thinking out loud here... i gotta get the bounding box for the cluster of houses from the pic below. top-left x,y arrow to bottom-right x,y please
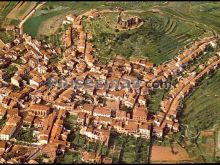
0,9 -> 219,164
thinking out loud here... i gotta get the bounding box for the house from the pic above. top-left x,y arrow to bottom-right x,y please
66,14 -> 76,22
132,105 -> 148,122
172,122 -> 179,132
80,126 -> 99,140
105,99 -> 120,112
28,104 -> 51,117
6,108 -> 19,118
37,64 -> 47,74
93,107 -> 112,118
11,75 -> 21,87
0,116 -> 22,140
93,116 -> 113,126
23,114 -> 35,127
112,120 -> 125,134
115,110 -> 128,121
38,112 -> 56,144
81,151 -> 101,163
99,129 -> 110,145
0,107 -> 6,119
29,76 -> 44,87
107,90 -> 125,100
79,103 -> 94,115
77,112 -> 86,125
102,157 -> 113,164
124,94 -> 136,108
0,141 -> 6,155
124,120 -> 139,135
153,126 -> 163,137
139,122 -> 151,138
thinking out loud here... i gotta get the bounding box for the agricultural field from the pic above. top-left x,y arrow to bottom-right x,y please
180,70 -> 220,134
83,9 -> 209,65
1,1 -> 220,164
0,1 -> 17,27
21,1 -> 218,65
0,1 -> 38,27
151,144 -> 191,163
23,1 -> 163,43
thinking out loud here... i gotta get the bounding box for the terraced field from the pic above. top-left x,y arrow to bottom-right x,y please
180,70 -> 220,134
83,10 -> 208,65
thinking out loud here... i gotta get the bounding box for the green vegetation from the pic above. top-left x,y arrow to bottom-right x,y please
14,58 -> 23,65
0,30 -> 14,43
149,89 -> 167,114
0,118 -> 6,129
9,19 -> 20,26
107,132 -> 150,164
24,10 -> 64,37
70,131 -> 87,150
181,70 -> 220,134
84,10 -> 207,65
63,114 -> 78,130
16,128 -> 36,143
55,151 -> 82,164
0,1 -> 17,26
4,65 -> 18,82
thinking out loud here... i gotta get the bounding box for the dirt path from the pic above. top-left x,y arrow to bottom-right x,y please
18,2 -> 46,36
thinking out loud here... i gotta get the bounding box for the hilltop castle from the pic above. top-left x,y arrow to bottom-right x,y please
117,12 -> 143,29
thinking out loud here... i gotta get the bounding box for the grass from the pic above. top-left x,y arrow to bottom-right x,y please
180,70 -> 220,134
107,132 -> 150,164
83,10 -> 207,65
22,1 -> 162,39
4,64 -> 18,82
149,89 -> 167,114
0,30 -> 14,43
23,10 -> 65,37
16,127 -> 36,143
0,1 -> 17,26
55,151 -> 82,164
63,114 -> 77,130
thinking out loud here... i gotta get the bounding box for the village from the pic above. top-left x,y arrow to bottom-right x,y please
0,8 -> 219,164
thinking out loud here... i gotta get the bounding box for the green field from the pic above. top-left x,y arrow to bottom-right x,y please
149,89 -> 167,114
23,10 -> 65,37
22,1 -> 163,38
83,9 -> 208,65
0,1 -> 17,26
180,70 -> 220,134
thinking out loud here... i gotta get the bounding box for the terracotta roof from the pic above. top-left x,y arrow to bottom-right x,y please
29,104 -> 51,111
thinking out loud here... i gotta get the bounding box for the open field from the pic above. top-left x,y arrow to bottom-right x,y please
151,144 -> 191,163
22,1 -> 217,65
0,1 -> 38,27
24,10 -> 65,37
6,1 -> 37,21
181,70 -> 220,134
23,1 -> 163,38
0,1 -> 17,27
